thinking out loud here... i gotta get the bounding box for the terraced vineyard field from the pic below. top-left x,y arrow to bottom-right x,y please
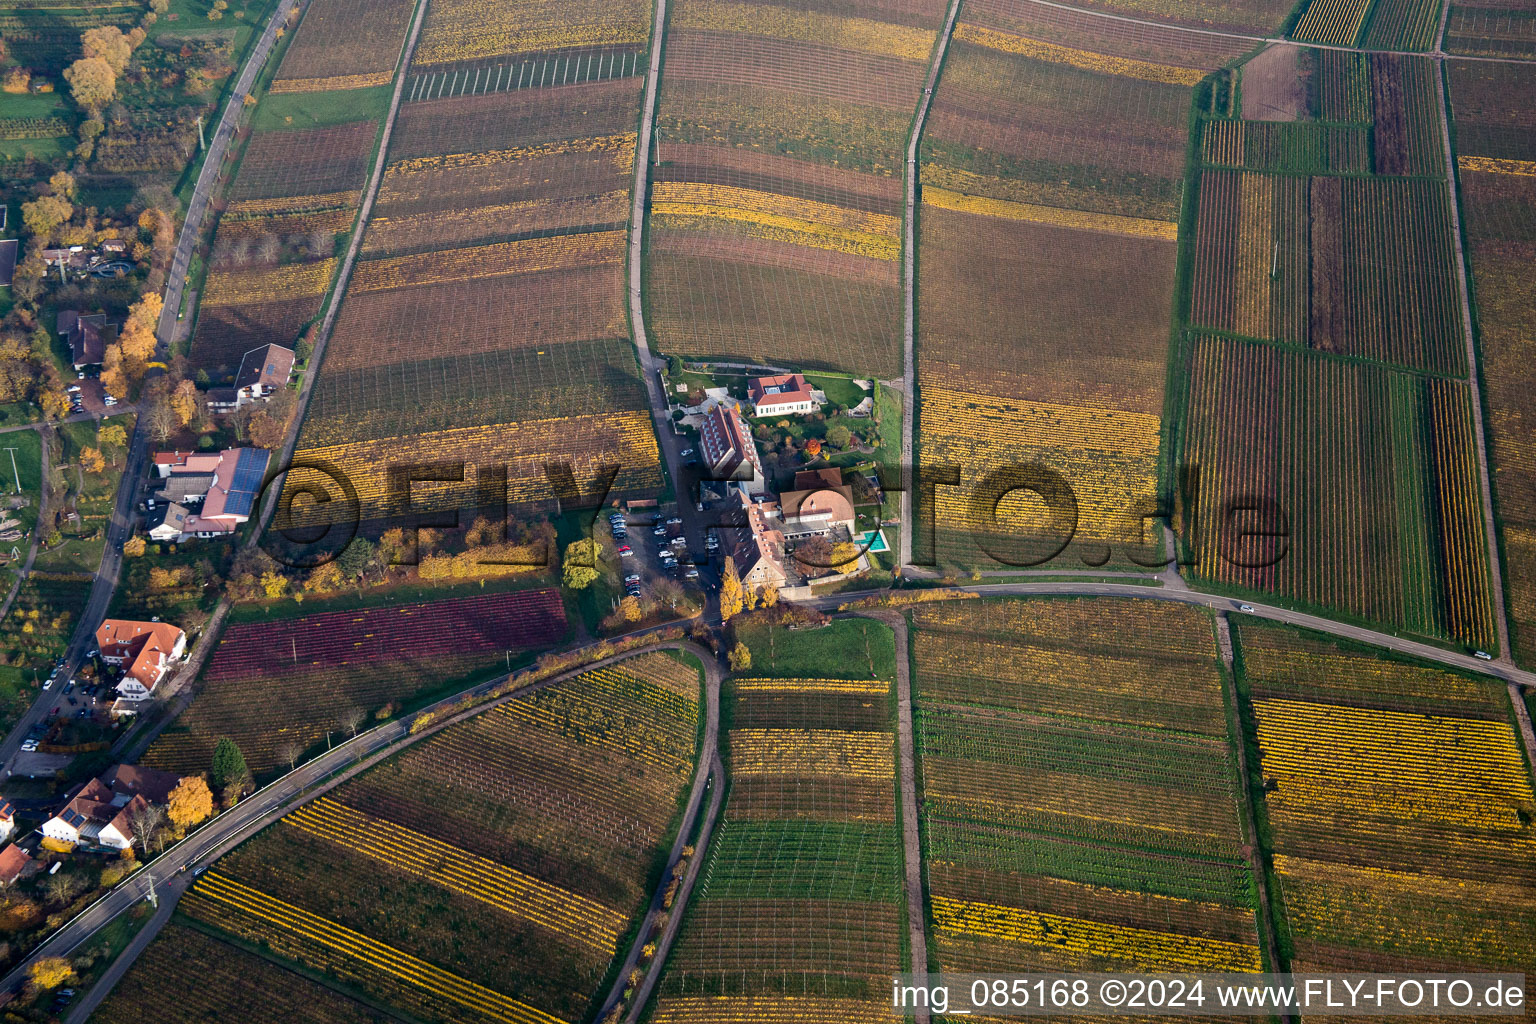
1449,61 -> 1536,665
287,0 -> 661,529
1234,622 -> 1536,984
1174,48 -> 1497,650
162,651 -> 703,1024
142,587 -> 569,776
643,0 -> 950,376
1446,2 -> 1536,56
650,624 -> 903,1023
91,921 -> 390,1024
190,0 -> 415,380
910,598 -> 1266,976
915,1 -> 1242,568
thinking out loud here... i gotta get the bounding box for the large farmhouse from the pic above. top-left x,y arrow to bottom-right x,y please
147,447 -> 269,540
96,619 -> 186,699
748,373 -> 816,417
699,404 -> 768,494
42,765 -> 181,851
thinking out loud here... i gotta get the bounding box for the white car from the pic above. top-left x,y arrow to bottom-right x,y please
41,678 -> 52,690
1238,604 -> 1255,613
20,740 -> 37,753
1474,650 -> 1493,661
103,396 -> 118,406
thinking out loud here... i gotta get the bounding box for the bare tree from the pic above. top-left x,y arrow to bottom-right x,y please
256,233 -> 280,265
145,400 -> 177,444
44,872 -> 82,907
278,740 -> 304,772
339,707 -> 365,738
128,802 -> 165,857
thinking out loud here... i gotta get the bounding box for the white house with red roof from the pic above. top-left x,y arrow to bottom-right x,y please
748,373 -> 817,417
41,766 -> 181,851
96,619 -> 186,699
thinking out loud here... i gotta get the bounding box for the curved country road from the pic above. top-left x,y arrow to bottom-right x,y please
17,631 -> 712,1009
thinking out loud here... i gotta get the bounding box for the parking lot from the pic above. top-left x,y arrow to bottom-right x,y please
604,508 -> 716,605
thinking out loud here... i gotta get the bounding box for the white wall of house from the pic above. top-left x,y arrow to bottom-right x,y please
41,818 -> 78,846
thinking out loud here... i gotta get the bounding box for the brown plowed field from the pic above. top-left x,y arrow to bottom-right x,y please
324,266 -> 626,371
664,31 -> 925,112
229,122 -> 380,201
918,207 -> 1174,414
390,78 -> 639,158
647,249 -> 901,377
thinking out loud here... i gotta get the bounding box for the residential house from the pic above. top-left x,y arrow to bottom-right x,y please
0,844 -> 30,886
747,373 -> 817,417
206,344 -> 295,414
41,765 -> 181,851
56,310 -> 116,369
145,502 -> 190,543
728,492 -> 789,590
96,619 -> 186,700
698,404 -> 767,494
148,447 -> 269,539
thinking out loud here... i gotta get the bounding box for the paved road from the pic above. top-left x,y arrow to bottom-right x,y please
861,611 -> 931,1024
1214,613 -> 1288,1008
898,0 -> 962,571
0,0 -> 303,784
1431,63 -> 1513,660
1014,0 -> 1536,62
816,580 -> 1536,691
624,0 -> 718,566
63,875 -> 188,1024
3,634 -> 693,998
598,644 -> 721,1022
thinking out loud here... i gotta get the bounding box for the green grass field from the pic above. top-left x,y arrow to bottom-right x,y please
250,86 -> 393,132
733,617 -> 895,680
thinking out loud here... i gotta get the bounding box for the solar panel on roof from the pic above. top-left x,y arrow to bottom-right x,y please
224,448 -> 269,518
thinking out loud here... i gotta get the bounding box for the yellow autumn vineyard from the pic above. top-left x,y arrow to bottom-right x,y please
184,872 -> 566,1024
201,258 -> 337,307
271,71 -> 393,93
351,231 -> 625,292
923,186 -> 1177,240
676,1 -> 935,62
733,678 -> 889,695
652,183 -> 900,261
953,22 -> 1206,86
922,384 -> 1162,543
1293,0 -> 1372,44
1254,699 -> 1535,830
385,134 -> 637,183
730,729 -> 893,778
1458,155 -> 1536,177
932,896 -> 1262,971
225,189 -> 361,217
286,799 -> 626,953
414,0 -> 649,66
291,413 -> 662,521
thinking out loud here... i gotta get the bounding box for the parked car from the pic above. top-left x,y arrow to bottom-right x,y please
624,574 -> 641,585
66,384 -> 81,394
685,567 -> 700,581
20,740 -> 37,752
679,448 -> 694,458
103,396 -> 118,406
666,516 -> 683,525
617,544 -> 632,556
41,678 -> 52,690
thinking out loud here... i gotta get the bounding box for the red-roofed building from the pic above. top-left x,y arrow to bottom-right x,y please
699,404 -> 767,494
729,492 -> 789,590
748,373 -> 816,417
0,844 -> 30,886
41,765 -> 181,851
96,620 -> 186,699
